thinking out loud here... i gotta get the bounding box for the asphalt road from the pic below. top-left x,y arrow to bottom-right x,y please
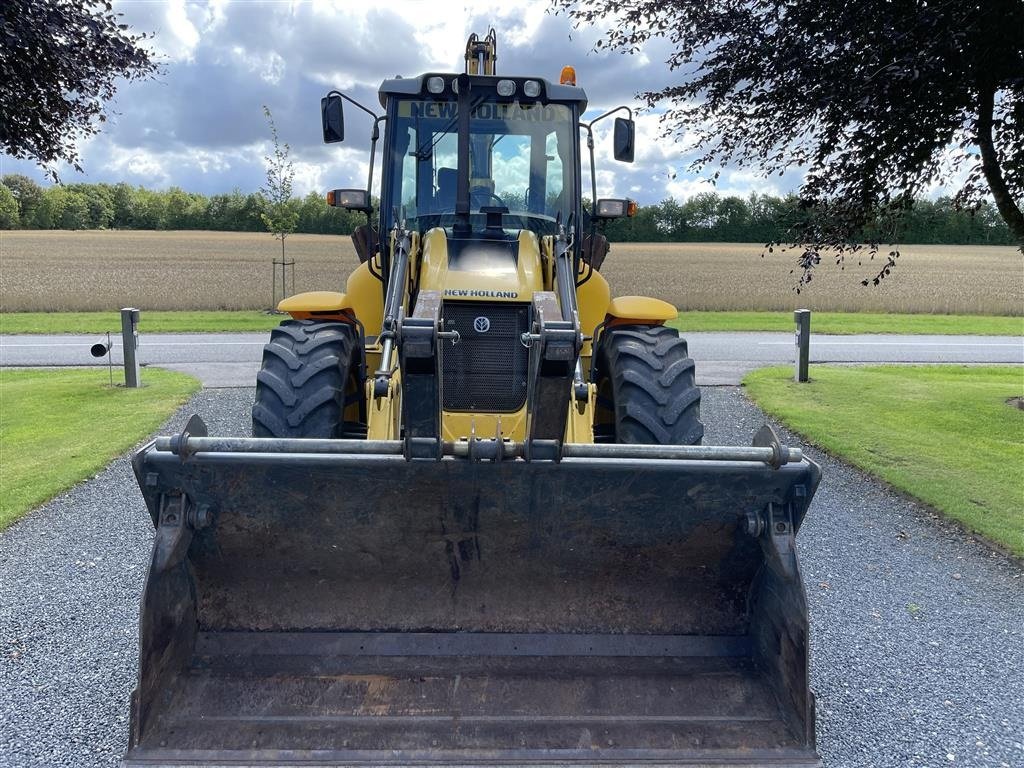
2,331 -> 1021,386
1,387 -> 1021,767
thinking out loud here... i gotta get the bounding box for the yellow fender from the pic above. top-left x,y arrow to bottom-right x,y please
605,296 -> 677,325
277,261 -> 385,332
277,291 -> 352,320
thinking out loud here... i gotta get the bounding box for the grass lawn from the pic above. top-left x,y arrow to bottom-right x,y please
744,365 -> 1024,556
671,311 -> 1023,336
1,309 -> 1021,336
0,368 -> 200,529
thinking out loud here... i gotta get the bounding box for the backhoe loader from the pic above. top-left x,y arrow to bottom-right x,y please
124,29 -> 822,766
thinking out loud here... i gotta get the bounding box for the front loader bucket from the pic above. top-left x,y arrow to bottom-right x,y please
125,427 -> 821,767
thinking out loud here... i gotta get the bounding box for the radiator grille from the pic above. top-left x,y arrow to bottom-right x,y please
442,301 -> 529,412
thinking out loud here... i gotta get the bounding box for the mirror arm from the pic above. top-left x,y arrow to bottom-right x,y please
580,105 -> 634,216
326,89 -> 380,123
324,90 -> 384,223
580,125 -> 598,220
589,127 -> 598,222
581,105 -> 633,132
366,115 -> 387,216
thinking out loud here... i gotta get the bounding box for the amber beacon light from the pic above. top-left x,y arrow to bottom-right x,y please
559,65 -> 576,86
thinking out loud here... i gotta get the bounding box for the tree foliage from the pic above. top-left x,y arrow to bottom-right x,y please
260,106 -> 299,259
0,184 -> 18,229
558,0 -> 1024,281
0,0 -> 155,179
1,177 -> 1013,247
0,174 -> 44,224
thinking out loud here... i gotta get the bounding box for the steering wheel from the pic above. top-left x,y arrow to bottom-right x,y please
470,186 -> 507,209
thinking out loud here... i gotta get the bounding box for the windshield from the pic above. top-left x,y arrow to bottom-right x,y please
386,98 -> 577,236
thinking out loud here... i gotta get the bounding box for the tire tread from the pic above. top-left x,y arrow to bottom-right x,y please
251,320 -> 358,438
596,324 -> 704,445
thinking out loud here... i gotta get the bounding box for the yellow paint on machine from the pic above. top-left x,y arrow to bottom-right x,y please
345,260 -> 385,334
576,266 -> 610,357
279,227 -> 655,445
366,374 -> 402,440
439,392 -> 594,443
419,228 -> 544,301
277,291 -> 349,313
277,261 -> 384,333
606,296 -> 677,323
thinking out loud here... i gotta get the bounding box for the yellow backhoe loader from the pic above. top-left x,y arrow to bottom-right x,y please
124,29 -> 822,767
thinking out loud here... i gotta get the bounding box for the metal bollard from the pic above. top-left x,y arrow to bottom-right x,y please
794,309 -> 810,382
121,308 -> 141,388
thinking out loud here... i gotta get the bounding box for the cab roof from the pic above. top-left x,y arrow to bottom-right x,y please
378,73 -> 588,111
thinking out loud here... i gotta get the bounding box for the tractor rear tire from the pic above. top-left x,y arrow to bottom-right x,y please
595,324 -> 704,445
252,319 -> 360,439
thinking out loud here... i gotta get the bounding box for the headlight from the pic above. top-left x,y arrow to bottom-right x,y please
496,79 -> 516,97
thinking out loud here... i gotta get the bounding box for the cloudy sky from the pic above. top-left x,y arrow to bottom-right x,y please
0,0 -> 807,203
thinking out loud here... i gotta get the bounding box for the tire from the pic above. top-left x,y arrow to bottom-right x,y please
594,324 -> 704,445
251,319 -> 361,439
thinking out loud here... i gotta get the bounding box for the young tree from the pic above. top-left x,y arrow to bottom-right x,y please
558,0 -> 1024,280
260,106 -> 299,262
0,0 -> 156,179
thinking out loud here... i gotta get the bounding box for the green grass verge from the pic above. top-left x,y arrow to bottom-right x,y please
671,311 -> 1023,336
0,368 -> 201,529
0,310 -> 281,334
744,365 -> 1024,556
2,309 -> 1022,335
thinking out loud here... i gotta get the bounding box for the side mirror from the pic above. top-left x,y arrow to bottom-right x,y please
612,117 -> 635,163
593,198 -> 637,219
321,94 -> 344,143
327,188 -> 371,213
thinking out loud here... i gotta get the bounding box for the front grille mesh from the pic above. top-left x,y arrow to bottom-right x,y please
442,301 -> 529,412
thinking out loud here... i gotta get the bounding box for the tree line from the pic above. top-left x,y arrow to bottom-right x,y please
0,175 -> 366,235
600,193 -> 1016,246
0,174 -> 1015,245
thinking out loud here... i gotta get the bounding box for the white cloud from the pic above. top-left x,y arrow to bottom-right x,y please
4,0 -> 810,203
163,0 -> 201,60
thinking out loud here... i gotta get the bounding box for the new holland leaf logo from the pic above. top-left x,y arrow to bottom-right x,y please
473,317 -> 491,333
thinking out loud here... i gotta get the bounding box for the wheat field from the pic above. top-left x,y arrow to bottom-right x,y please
0,230 -> 1020,315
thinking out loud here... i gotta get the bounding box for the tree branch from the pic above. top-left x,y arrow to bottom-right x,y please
976,84 -> 1024,243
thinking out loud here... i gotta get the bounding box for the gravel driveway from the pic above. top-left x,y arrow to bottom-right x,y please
1,386 -> 1021,767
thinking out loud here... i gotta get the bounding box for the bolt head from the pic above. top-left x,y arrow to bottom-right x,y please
194,504 -> 213,528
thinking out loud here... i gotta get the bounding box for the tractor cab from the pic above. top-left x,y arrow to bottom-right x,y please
320,29 -> 636,277
377,72 -> 585,244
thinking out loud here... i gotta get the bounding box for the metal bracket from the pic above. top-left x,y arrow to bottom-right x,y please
167,414 -> 208,460
466,419 -> 509,462
523,291 -> 579,461
400,291 -> 443,460
756,501 -> 799,581
753,424 -> 791,470
153,493 -> 194,573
